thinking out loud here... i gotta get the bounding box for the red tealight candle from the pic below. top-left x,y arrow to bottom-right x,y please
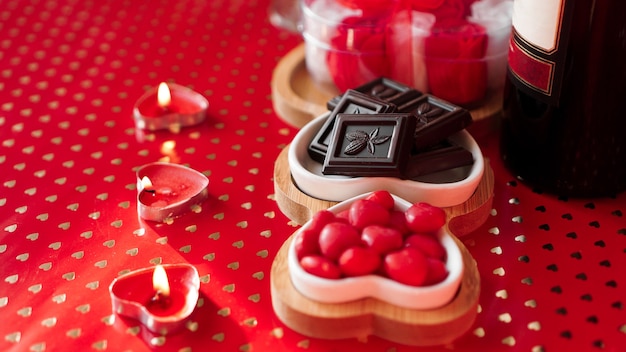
133,82 -> 209,131
136,162 -> 209,222
139,176 -> 181,208
109,264 -> 200,335
146,265 -> 186,317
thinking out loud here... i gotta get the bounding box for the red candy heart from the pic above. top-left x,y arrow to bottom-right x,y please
319,222 -> 362,260
383,247 -> 429,286
300,255 -> 342,279
294,227 -> 321,260
404,232 -> 447,261
338,246 -> 382,276
365,190 -> 396,210
405,202 -> 447,233
388,209 -> 410,234
424,257 -> 449,285
348,199 -> 391,229
362,225 -> 404,255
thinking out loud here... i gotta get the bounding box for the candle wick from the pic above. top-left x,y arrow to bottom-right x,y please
161,106 -> 171,114
152,290 -> 162,302
150,290 -> 171,309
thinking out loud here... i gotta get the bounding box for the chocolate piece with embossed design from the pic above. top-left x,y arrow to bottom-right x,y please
308,89 -> 396,163
322,113 -> 416,177
398,94 -> 473,150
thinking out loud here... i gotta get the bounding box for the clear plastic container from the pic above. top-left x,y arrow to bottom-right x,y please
301,0 -> 513,107
301,0 -> 399,92
386,2 -> 513,107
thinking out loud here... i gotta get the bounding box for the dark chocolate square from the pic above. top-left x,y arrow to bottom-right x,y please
322,113 -> 417,178
404,139 -> 474,179
398,94 -> 473,150
327,77 -> 422,111
308,89 -> 397,163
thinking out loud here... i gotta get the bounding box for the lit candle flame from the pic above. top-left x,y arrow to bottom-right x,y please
141,176 -> 154,191
152,265 -> 171,297
157,82 -> 171,109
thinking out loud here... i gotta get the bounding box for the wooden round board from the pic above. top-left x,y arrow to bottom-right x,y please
273,144 -> 495,237
271,43 -> 503,129
270,233 -> 481,346
271,44 -> 338,128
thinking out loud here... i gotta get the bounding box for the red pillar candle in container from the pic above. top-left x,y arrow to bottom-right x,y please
109,264 -> 200,335
136,162 -> 209,222
133,82 -> 209,131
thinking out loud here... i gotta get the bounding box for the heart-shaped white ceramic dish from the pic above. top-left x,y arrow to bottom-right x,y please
288,113 -> 484,207
288,192 -> 464,310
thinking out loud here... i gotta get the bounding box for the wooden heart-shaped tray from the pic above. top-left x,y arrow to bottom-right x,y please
271,232 -> 480,346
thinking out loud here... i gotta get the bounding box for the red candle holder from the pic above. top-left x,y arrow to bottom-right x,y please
109,263 -> 200,335
133,82 -> 209,131
136,162 -> 209,222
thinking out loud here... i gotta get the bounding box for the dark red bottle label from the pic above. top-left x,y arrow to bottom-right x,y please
507,0 -> 575,106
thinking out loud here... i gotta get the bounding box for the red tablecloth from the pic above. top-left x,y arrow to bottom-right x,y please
1,1 -> 624,351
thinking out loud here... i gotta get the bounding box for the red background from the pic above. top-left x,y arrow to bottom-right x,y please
0,0 -> 624,351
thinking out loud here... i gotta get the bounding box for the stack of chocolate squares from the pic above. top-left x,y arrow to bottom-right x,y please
307,77 -> 475,180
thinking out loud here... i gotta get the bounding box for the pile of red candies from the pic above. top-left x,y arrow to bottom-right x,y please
304,0 -> 512,106
294,191 -> 450,287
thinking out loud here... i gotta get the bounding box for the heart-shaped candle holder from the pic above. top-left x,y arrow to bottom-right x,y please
109,264 -> 200,335
133,83 -> 209,131
136,162 -> 209,222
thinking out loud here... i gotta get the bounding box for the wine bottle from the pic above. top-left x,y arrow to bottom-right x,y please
500,0 -> 626,197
